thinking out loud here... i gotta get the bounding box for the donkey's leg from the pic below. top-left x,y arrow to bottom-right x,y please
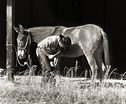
84,53 -> 98,82
95,52 -> 103,81
55,57 -> 62,75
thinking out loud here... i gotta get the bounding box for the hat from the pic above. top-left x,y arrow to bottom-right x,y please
59,34 -> 71,48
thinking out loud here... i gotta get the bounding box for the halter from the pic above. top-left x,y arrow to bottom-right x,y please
16,53 -> 31,67
17,32 -> 31,50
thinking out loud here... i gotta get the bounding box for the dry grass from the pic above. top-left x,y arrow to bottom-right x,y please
0,75 -> 126,104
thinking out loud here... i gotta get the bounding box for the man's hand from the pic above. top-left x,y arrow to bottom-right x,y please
48,55 -> 55,59
50,58 -> 58,67
48,51 -> 61,59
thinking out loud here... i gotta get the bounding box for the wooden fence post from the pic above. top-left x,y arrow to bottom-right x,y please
6,0 -> 15,81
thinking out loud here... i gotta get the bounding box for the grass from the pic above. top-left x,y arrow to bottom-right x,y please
0,64 -> 126,104
0,75 -> 126,104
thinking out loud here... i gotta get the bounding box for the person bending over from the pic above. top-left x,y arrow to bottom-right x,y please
36,34 -> 71,77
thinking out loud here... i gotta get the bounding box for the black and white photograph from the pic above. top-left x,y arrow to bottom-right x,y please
0,0 -> 126,103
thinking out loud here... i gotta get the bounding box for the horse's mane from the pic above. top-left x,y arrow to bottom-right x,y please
28,26 -> 66,43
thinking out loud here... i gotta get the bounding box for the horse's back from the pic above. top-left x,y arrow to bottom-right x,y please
64,24 -> 103,39
29,26 -> 59,43
63,24 -> 103,48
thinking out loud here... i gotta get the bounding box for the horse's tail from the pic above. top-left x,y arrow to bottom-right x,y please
101,30 -> 110,66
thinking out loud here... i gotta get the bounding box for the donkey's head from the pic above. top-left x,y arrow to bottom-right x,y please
14,25 -> 31,59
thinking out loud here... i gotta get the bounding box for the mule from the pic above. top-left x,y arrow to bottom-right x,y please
14,26 -> 37,75
14,24 -> 110,81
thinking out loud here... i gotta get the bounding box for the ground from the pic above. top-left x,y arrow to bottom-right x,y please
0,76 -> 126,104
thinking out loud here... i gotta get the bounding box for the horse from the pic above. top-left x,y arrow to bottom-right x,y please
14,24 -> 110,81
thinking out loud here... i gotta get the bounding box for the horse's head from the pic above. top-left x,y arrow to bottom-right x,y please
14,25 -> 31,60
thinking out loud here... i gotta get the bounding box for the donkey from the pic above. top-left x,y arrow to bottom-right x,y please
14,24 -> 110,81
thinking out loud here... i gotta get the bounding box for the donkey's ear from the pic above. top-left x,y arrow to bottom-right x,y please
19,24 -> 24,33
14,26 -> 19,33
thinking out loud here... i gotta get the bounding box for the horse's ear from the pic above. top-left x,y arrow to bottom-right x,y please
14,26 -> 19,33
19,24 -> 24,33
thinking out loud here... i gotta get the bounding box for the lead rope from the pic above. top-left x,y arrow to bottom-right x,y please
16,48 -> 29,67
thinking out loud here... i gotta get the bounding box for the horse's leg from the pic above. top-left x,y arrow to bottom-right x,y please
84,53 -> 98,82
95,52 -> 104,81
27,55 -> 34,76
